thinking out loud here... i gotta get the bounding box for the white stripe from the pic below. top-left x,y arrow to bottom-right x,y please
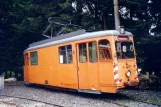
136,71 -> 138,75
114,74 -> 119,80
114,66 -> 118,71
115,81 -> 120,84
136,64 -> 137,68
91,88 -> 97,90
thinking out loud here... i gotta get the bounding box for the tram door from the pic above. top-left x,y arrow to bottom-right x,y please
98,39 -> 114,86
24,53 -> 29,82
77,42 -> 99,90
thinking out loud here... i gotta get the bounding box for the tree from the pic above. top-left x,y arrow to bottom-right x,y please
1,0 -> 161,80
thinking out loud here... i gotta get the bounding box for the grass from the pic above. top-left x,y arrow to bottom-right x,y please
1,71 -> 22,78
2,71 -> 15,77
146,98 -> 161,104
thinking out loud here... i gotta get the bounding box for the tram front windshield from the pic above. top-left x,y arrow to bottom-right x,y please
115,41 -> 135,59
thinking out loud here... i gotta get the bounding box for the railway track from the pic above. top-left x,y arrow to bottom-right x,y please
1,94 -> 160,107
110,98 -> 161,107
0,94 -> 129,107
139,100 -> 161,107
1,83 -> 161,107
0,100 -> 23,107
0,94 -> 64,107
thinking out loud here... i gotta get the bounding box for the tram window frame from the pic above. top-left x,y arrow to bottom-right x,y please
98,39 -> 112,62
88,41 -> 98,63
115,41 -> 135,59
30,51 -> 38,65
79,43 -> 87,63
59,45 -> 72,64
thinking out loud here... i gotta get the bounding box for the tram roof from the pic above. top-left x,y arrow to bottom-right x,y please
24,29 -> 133,52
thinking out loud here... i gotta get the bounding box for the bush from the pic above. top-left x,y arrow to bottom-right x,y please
138,73 -> 161,90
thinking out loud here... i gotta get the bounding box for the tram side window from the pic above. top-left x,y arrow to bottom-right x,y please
59,45 -> 72,64
98,39 -> 112,61
88,42 -> 97,63
79,43 -> 87,63
30,51 -> 38,65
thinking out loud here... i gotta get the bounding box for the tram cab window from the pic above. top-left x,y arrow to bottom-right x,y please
30,51 -> 38,65
88,42 -> 97,63
98,39 -> 112,61
79,43 -> 87,63
59,45 -> 72,64
115,41 -> 134,59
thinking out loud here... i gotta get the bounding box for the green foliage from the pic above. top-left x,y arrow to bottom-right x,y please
2,71 -> 15,78
135,36 -> 161,76
0,0 -> 161,82
139,73 -> 161,90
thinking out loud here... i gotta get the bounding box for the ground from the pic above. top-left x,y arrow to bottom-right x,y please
0,82 -> 161,107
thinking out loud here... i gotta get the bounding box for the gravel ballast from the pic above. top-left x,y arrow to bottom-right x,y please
0,82 -> 160,107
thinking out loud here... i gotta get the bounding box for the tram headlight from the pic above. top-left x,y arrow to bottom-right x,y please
126,70 -> 131,77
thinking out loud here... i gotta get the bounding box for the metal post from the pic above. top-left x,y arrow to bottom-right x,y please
113,0 -> 120,29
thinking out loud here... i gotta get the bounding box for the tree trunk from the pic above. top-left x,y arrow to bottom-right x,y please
113,0 -> 120,29
103,14 -> 107,30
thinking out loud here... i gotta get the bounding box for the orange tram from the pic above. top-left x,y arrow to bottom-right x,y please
23,28 -> 139,93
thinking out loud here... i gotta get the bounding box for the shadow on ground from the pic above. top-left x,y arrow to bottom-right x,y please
26,83 -> 131,101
